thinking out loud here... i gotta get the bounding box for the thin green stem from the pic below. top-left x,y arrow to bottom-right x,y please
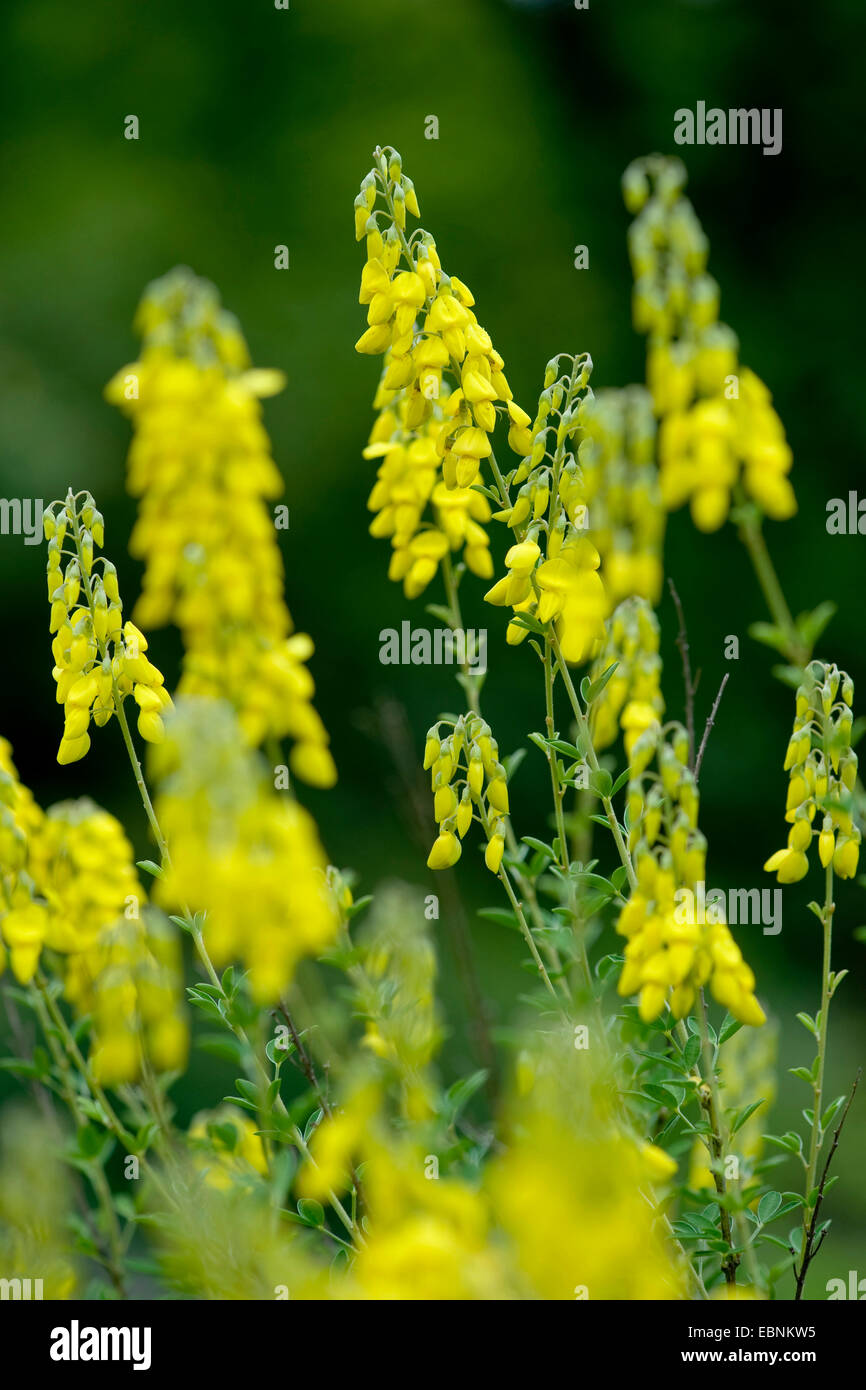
736,505 -> 807,666
551,632 -> 637,889
799,863 -> 834,1277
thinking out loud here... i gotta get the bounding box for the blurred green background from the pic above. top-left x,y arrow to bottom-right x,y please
1,0 -> 864,1295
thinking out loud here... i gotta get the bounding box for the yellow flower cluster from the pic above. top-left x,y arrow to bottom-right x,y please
623,155 -> 796,531
295,940 -> 685,1299
484,353 -> 608,664
0,738 -> 48,982
0,739 -> 187,1083
106,267 -> 335,788
34,800 -> 187,1085
354,145 -> 532,597
354,1134 -> 504,1300
579,386 -> 665,605
154,698 -> 338,1002
45,492 -> 171,765
423,713 -> 510,874
301,1083 -> 506,1298
489,1117 -> 682,1299
618,724 -> 765,1026
589,597 -> 665,754
764,662 -> 860,884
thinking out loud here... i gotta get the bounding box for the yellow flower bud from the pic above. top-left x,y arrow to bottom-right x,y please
484,835 -> 505,874
427,831 -> 461,871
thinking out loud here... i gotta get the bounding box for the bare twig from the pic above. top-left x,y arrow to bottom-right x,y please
695,674 -> 730,781
277,1000 -> 331,1118
668,578 -> 696,768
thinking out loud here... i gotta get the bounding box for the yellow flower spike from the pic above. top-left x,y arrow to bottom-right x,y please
617,723 -> 764,1028
109,270 -> 336,783
354,154 -> 533,604
769,663 -> 857,880
624,157 -> 796,533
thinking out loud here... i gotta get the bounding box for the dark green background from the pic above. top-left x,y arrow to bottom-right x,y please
1,0 -> 864,1293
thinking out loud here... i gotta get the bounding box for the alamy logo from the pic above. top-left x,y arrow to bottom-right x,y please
674,881 -> 782,936
826,1270 -> 866,1299
674,103 -> 782,156
826,492 -> 866,535
0,497 -> 43,545
379,622 -> 487,674
50,1320 -> 152,1371
0,1276 -> 42,1299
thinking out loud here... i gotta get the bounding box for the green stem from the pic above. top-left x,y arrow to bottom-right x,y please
551,632 -> 637,889
737,506 -> 807,666
799,863 -> 834,1272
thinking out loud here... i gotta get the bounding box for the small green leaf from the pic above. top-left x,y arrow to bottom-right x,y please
296,1198 -> 325,1227
683,1035 -> 701,1070
718,1016 -> 744,1046
583,662 -> 619,705
757,1191 -> 782,1224
747,622 -> 789,654
589,768 -> 613,799
796,601 -> 836,648
136,859 -> 164,880
522,836 -> 556,860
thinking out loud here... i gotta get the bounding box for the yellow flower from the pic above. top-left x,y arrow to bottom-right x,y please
354,148 -> 531,601
154,699 -> 337,1002
590,598 -> 665,754
618,729 -> 765,1027
766,662 -> 858,886
424,715 -> 512,874
107,268 -> 335,786
44,494 -> 171,768
427,831 -> 461,870
624,156 -> 796,532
